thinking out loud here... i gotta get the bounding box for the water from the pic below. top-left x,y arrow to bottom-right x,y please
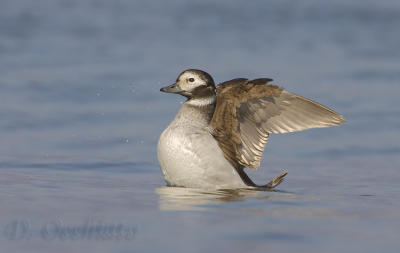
1,0 -> 399,252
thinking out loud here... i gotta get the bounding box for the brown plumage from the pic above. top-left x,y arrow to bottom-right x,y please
210,78 -> 345,170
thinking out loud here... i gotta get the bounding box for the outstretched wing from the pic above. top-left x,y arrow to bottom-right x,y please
210,78 -> 345,170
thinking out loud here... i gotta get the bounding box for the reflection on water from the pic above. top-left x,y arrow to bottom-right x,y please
156,187 -> 257,210
156,186 -> 296,210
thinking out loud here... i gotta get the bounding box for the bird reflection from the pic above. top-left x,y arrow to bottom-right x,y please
155,186 -> 289,211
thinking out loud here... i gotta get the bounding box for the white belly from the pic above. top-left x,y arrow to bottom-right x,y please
157,125 -> 246,189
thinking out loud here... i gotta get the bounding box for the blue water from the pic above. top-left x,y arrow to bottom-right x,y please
1,0 -> 400,252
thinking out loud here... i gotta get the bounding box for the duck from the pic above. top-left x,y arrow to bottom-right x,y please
157,69 -> 345,190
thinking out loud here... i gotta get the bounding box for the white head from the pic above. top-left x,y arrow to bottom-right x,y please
160,69 -> 216,100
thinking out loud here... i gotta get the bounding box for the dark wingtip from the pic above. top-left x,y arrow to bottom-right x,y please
249,78 -> 274,85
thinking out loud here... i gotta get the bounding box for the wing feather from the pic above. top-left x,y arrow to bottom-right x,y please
210,79 -> 345,170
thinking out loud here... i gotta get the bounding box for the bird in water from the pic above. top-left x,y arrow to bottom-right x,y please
157,69 -> 345,190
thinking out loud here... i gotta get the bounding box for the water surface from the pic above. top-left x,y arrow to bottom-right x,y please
1,0 -> 399,252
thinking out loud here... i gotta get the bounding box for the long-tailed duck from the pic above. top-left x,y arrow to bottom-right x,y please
157,69 -> 345,189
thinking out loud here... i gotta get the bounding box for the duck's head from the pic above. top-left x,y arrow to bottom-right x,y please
160,69 -> 216,99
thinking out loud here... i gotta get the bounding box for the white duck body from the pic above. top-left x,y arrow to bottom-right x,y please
157,98 -> 247,189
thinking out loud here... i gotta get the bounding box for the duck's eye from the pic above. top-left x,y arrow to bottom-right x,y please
188,78 -> 195,82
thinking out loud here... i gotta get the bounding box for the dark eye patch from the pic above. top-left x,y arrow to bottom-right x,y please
188,78 -> 195,82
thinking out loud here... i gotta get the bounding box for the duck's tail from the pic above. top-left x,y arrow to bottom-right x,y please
262,172 -> 288,189
236,167 -> 288,189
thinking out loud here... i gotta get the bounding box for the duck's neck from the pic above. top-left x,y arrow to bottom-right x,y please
174,95 -> 216,127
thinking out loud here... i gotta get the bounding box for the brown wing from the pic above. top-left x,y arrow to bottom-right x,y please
210,78 -> 345,170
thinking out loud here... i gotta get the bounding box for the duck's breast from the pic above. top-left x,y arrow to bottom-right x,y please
157,125 -> 246,189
